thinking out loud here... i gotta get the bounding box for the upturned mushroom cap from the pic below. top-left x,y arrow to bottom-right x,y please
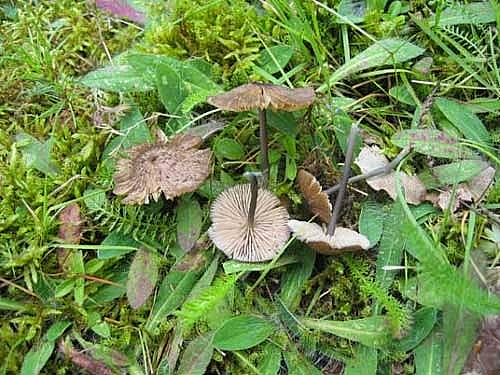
208,184 -> 290,262
113,134 -> 212,204
288,220 -> 370,255
207,83 -> 315,112
297,170 -> 332,223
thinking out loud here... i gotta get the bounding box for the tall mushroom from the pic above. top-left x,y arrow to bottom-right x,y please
113,134 -> 212,204
207,83 -> 315,187
208,172 -> 290,262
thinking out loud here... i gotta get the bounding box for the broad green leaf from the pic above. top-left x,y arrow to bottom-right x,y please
45,321 -> 71,341
126,248 -> 159,309
80,64 -> 155,92
415,328 -> 444,375
21,341 -> 54,375
344,345 -> 378,375
223,252 -> 301,274
177,332 -> 214,375
392,307 -> 437,352
429,2 -> 495,26
332,113 -> 362,156
359,201 -> 385,247
337,0 -> 366,23
214,138 -> 245,160
319,39 -> 425,91
431,160 -> 488,186
256,45 -> 294,74
176,196 -> 203,252
300,316 -> 391,348
376,203 -> 406,292
68,251 -> 85,305
0,297 -> 29,311
99,230 -> 139,259
91,321 -> 111,338
157,60 -> 186,114
279,245 -> 315,312
186,254 -> 220,302
54,279 -> 75,298
268,111 -> 298,136
213,315 -> 276,351
16,133 -> 59,176
146,269 -> 201,333
91,272 -> 127,304
392,129 -> 474,159
435,98 -> 490,145
258,343 -> 282,375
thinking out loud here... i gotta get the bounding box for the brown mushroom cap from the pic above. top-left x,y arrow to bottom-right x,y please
113,134 -> 211,204
207,83 -> 315,112
208,183 -> 290,262
297,169 -> 332,223
288,220 -> 370,255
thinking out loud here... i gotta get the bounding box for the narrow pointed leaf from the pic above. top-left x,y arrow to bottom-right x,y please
177,333 -> 214,375
126,248 -> 159,309
213,316 -> 276,351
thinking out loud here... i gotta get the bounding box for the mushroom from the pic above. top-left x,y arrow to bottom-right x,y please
290,125 -> 370,254
113,134 -> 212,204
208,172 -> 290,262
297,169 -> 332,223
207,83 -> 315,187
288,220 -> 370,255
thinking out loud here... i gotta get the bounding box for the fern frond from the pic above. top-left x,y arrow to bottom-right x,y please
175,274 -> 237,330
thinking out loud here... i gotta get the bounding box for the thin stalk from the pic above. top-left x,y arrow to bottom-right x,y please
327,124 -> 359,236
259,109 -> 269,188
248,173 -> 258,227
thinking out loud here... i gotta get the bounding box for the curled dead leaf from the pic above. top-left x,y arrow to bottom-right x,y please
355,146 -> 427,205
288,219 -> 370,255
297,169 -> 332,223
207,83 -> 315,112
113,134 -> 212,204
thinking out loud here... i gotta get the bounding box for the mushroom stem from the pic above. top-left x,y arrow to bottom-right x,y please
259,109 -> 270,188
248,173 -> 259,227
327,124 -> 359,236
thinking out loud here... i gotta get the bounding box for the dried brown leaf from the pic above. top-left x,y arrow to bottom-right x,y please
58,340 -> 115,375
297,169 -> 332,223
288,220 -> 370,255
126,249 -> 159,309
467,166 -> 496,201
355,146 -> 427,205
207,83 -> 315,112
209,184 -> 290,262
113,134 -> 212,204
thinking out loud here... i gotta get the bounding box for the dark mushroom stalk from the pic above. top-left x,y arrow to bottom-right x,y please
246,172 -> 260,227
258,109 -> 270,187
326,124 -> 359,236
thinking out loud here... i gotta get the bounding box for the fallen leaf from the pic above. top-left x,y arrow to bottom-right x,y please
355,146 -> 427,205
95,0 -> 146,24
296,169 -> 332,223
467,166 -> 495,201
288,220 -> 370,255
58,204 -> 82,270
58,340 -> 115,375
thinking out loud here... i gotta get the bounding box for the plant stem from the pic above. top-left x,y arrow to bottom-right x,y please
327,124 -> 359,236
248,173 -> 258,227
259,108 -> 269,188
324,147 -> 411,195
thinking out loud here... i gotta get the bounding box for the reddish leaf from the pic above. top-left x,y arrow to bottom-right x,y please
95,0 -> 146,24
126,249 -> 159,309
58,203 -> 82,269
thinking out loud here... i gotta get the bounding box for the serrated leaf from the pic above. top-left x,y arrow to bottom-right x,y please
213,316 -> 276,351
16,133 -> 59,176
300,316 -> 391,348
177,332 -> 214,375
319,39 -> 425,90
256,45 -> 294,74
392,129 -> 474,159
126,248 -> 159,309
176,196 -> 203,252
359,201 -> 384,247
435,98 -> 490,145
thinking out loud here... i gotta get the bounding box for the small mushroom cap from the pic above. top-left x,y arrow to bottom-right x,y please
207,83 -> 315,112
209,184 -> 290,262
113,134 -> 211,204
297,169 -> 332,223
288,220 -> 370,255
